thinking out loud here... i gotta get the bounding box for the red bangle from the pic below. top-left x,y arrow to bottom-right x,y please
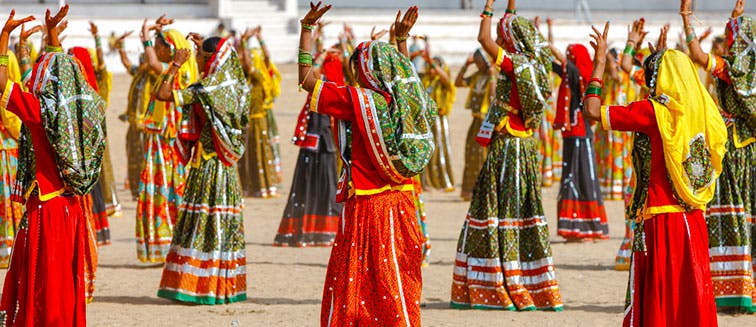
588,78 -> 604,88
583,94 -> 601,101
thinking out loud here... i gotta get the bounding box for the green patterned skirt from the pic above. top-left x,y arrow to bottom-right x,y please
451,134 -> 563,311
157,155 -> 246,304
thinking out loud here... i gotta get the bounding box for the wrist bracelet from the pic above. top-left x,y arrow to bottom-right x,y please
585,85 -> 602,96
583,93 -> 601,101
588,78 -> 604,88
481,10 -> 494,17
298,49 -> 313,66
171,61 -> 182,68
19,58 -> 30,66
505,9 -> 516,14
686,30 -> 697,44
623,44 -> 635,56
143,40 -> 153,47
258,39 -> 265,46
301,22 -> 316,31
95,36 -> 102,48
45,45 -> 63,53
0,55 -> 8,67
396,35 -> 409,42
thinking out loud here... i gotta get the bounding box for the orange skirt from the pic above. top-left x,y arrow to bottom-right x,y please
320,190 -> 423,326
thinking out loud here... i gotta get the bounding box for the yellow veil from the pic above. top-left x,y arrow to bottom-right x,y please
250,48 -> 280,110
88,48 -> 113,107
649,49 -> 727,211
142,29 -> 199,137
422,58 -> 456,116
0,51 -> 21,139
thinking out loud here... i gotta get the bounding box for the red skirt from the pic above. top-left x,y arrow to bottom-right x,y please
1,194 -> 86,327
320,190 -> 423,326
624,210 -> 717,327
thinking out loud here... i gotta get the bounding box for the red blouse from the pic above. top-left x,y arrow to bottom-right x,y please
494,49 -> 530,136
1,81 -> 66,201
310,80 -> 413,196
601,100 -> 681,212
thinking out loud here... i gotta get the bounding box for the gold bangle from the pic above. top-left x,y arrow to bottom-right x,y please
298,67 -> 314,92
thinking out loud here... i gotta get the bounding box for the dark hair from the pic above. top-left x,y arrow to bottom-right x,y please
643,50 -> 664,93
202,37 -> 222,54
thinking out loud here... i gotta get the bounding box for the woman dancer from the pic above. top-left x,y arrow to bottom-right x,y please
683,0 -> 756,312
584,21 -> 723,326
135,17 -> 198,263
300,3 -> 436,324
1,6 -> 106,325
451,0 -> 563,311
455,49 -> 495,200
548,41 -> 609,241
115,31 -> 157,199
274,46 -> 343,247
155,35 -> 249,305
0,23 -> 36,268
421,52 -> 456,192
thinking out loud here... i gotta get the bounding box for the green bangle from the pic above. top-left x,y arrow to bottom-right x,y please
143,40 -> 153,47
396,35 -> 409,41
623,44 -> 635,56
298,49 -> 313,66
481,10 -> 494,17
301,23 -> 315,31
19,58 -> 30,66
95,36 -> 102,48
259,39 -> 265,46
585,86 -> 602,96
686,30 -> 697,44
45,45 -> 63,53
0,55 -> 8,67
505,9 -> 516,14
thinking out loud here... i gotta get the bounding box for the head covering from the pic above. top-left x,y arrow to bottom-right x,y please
177,38 -> 250,166
68,46 -> 99,92
348,41 -> 437,183
1,51 -> 22,140
422,56 -> 456,115
647,49 -> 727,211
142,29 -> 199,136
250,48 -> 281,109
473,48 -> 491,69
484,14 -> 553,133
718,15 -> 756,147
16,52 -> 107,198
553,44 -> 593,130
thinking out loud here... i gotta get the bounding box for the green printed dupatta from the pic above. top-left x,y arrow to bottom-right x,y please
478,14 -> 553,143
176,39 -> 250,165
348,41 -> 438,183
718,15 -> 756,147
14,52 -> 107,200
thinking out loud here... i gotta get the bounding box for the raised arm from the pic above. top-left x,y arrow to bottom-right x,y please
394,6 -> 419,58
90,21 -> 105,69
681,0 -> 716,67
298,1 -> 332,93
455,54 -> 474,87
17,23 -> 42,74
141,19 -> 164,74
255,26 -> 273,67
423,52 -> 452,88
155,48 -> 190,101
620,19 -> 647,74
45,5 -> 68,49
115,31 -> 134,72
478,0 -> 499,59
546,19 -> 566,65
0,10 -> 35,92
583,22 -> 610,122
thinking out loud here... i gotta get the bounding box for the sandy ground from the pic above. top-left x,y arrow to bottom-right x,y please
2,65 -> 754,327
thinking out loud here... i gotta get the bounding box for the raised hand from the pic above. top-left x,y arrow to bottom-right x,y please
45,4 -> 68,32
173,48 -> 191,66
654,24 -> 670,52
20,24 -> 43,42
187,32 -> 203,49
117,31 -> 133,43
89,21 -> 99,36
301,1 -> 332,26
627,18 -> 648,50
394,6 -> 418,39
733,0 -> 745,18
589,21 -> 610,64
698,26 -> 713,42
155,14 -> 174,28
3,10 -> 35,35
370,26 -> 388,41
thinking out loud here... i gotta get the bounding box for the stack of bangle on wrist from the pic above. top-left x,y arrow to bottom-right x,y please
480,7 -> 494,18
19,58 -> 30,66
396,35 -> 409,42
95,36 -> 102,48
583,80 -> 603,100
0,55 -> 8,67
301,22 -> 316,31
685,28 -> 697,43
623,43 -> 636,56
298,49 -> 313,67
45,45 -> 62,53
143,40 -> 153,47
505,8 -> 516,14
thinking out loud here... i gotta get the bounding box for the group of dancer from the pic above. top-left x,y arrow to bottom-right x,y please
0,0 -> 754,326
